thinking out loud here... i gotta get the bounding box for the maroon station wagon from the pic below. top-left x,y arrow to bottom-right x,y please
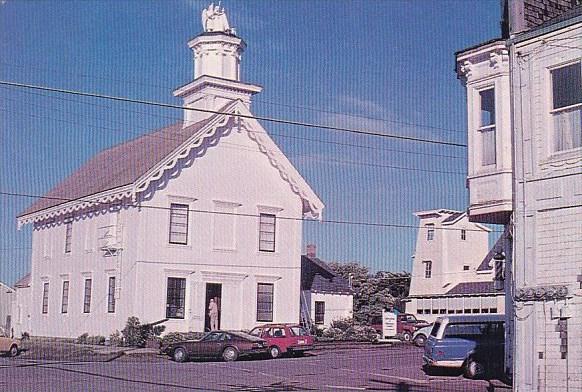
249,324 -> 314,358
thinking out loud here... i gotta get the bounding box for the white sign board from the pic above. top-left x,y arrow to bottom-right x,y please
382,310 -> 397,339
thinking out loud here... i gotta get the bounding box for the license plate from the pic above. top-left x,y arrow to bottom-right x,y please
298,340 -> 305,344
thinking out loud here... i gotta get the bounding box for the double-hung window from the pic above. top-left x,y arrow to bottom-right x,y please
551,62 -> 582,152
424,261 -> 432,279
61,281 -> 69,314
42,282 -> 49,314
169,204 -> 189,245
258,213 -> 276,252
64,219 -> 73,253
166,277 -> 186,319
314,301 -> 325,325
83,279 -> 92,313
107,277 -> 116,313
256,283 -> 274,322
479,88 -> 496,166
426,224 -> 435,241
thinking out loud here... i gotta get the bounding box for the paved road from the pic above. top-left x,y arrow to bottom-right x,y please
0,345 -> 510,392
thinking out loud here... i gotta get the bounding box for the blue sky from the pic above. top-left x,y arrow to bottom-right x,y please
0,0 -> 501,285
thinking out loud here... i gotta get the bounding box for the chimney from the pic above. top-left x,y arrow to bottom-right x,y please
306,244 -> 316,258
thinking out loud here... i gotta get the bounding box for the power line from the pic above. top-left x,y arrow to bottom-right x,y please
0,86 -> 467,161
0,60 -> 466,135
0,106 -> 466,176
0,80 -> 467,148
2,190 -> 498,233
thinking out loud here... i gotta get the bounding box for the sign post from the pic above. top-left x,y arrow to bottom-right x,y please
381,310 -> 397,339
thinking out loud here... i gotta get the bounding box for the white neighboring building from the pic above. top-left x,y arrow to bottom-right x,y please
406,209 -> 505,323
15,6 -> 323,338
456,1 -> 582,388
0,281 -> 14,333
10,274 -> 32,338
300,245 -> 353,328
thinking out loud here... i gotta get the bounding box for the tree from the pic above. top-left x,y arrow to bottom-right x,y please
328,261 -> 411,325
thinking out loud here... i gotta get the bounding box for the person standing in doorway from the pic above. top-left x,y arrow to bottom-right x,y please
208,298 -> 219,330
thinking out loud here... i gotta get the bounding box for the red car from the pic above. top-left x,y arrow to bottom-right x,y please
249,324 -> 314,358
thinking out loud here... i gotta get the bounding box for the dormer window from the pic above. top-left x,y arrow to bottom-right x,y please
551,62 -> 581,152
479,88 -> 496,166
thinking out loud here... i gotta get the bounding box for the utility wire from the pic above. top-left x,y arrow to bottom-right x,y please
0,80 -> 467,148
3,190 -> 498,233
0,86 -> 466,160
0,106 -> 466,176
0,60 -> 466,135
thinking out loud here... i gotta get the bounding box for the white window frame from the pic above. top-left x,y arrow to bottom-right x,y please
257,283 -> 274,322
41,281 -> 50,314
168,203 -> 189,245
478,87 -> 497,166
107,276 -> 116,314
61,280 -> 69,314
424,260 -> 432,279
83,278 -> 92,314
64,218 -> 73,254
426,224 -> 435,241
549,61 -> 582,153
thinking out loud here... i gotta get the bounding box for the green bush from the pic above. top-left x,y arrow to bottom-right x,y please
108,331 -> 122,347
320,318 -> 378,342
76,333 -> 89,344
121,316 -> 166,347
87,335 -> 106,345
161,331 -> 205,347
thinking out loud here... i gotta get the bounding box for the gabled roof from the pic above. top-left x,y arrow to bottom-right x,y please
13,273 -> 31,289
301,256 -> 353,295
446,281 -> 500,295
18,100 -> 324,225
19,119 -> 212,218
0,281 -> 15,293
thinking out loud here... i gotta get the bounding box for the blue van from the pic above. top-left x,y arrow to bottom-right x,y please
423,314 -> 505,379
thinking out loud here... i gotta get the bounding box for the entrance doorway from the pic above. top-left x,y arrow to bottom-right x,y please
205,283 -> 222,331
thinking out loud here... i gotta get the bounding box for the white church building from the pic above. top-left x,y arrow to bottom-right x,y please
16,5 -> 324,338
406,209 -> 505,323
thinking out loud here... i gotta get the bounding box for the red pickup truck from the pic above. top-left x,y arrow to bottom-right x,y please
371,313 -> 429,342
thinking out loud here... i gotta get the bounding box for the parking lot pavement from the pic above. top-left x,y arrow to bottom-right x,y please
0,345 -> 511,392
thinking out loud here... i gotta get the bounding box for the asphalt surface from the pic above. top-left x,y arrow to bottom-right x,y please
0,345 -> 511,392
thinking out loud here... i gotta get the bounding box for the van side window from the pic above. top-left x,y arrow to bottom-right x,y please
444,322 -> 488,338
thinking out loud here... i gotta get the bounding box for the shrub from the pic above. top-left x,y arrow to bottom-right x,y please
330,317 -> 354,331
108,331 -> 122,347
76,333 -> 89,344
86,335 -> 106,345
161,331 -> 205,347
121,316 -> 166,347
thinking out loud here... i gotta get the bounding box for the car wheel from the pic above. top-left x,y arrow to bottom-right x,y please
401,331 -> 412,342
8,345 -> 18,357
413,334 -> 426,347
222,346 -> 239,362
464,358 -> 486,379
269,346 -> 281,359
172,347 -> 187,363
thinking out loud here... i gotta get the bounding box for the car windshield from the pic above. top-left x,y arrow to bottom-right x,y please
430,322 -> 441,337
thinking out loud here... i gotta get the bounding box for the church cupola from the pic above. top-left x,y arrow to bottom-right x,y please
190,3 -> 243,81
174,3 -> 262,126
